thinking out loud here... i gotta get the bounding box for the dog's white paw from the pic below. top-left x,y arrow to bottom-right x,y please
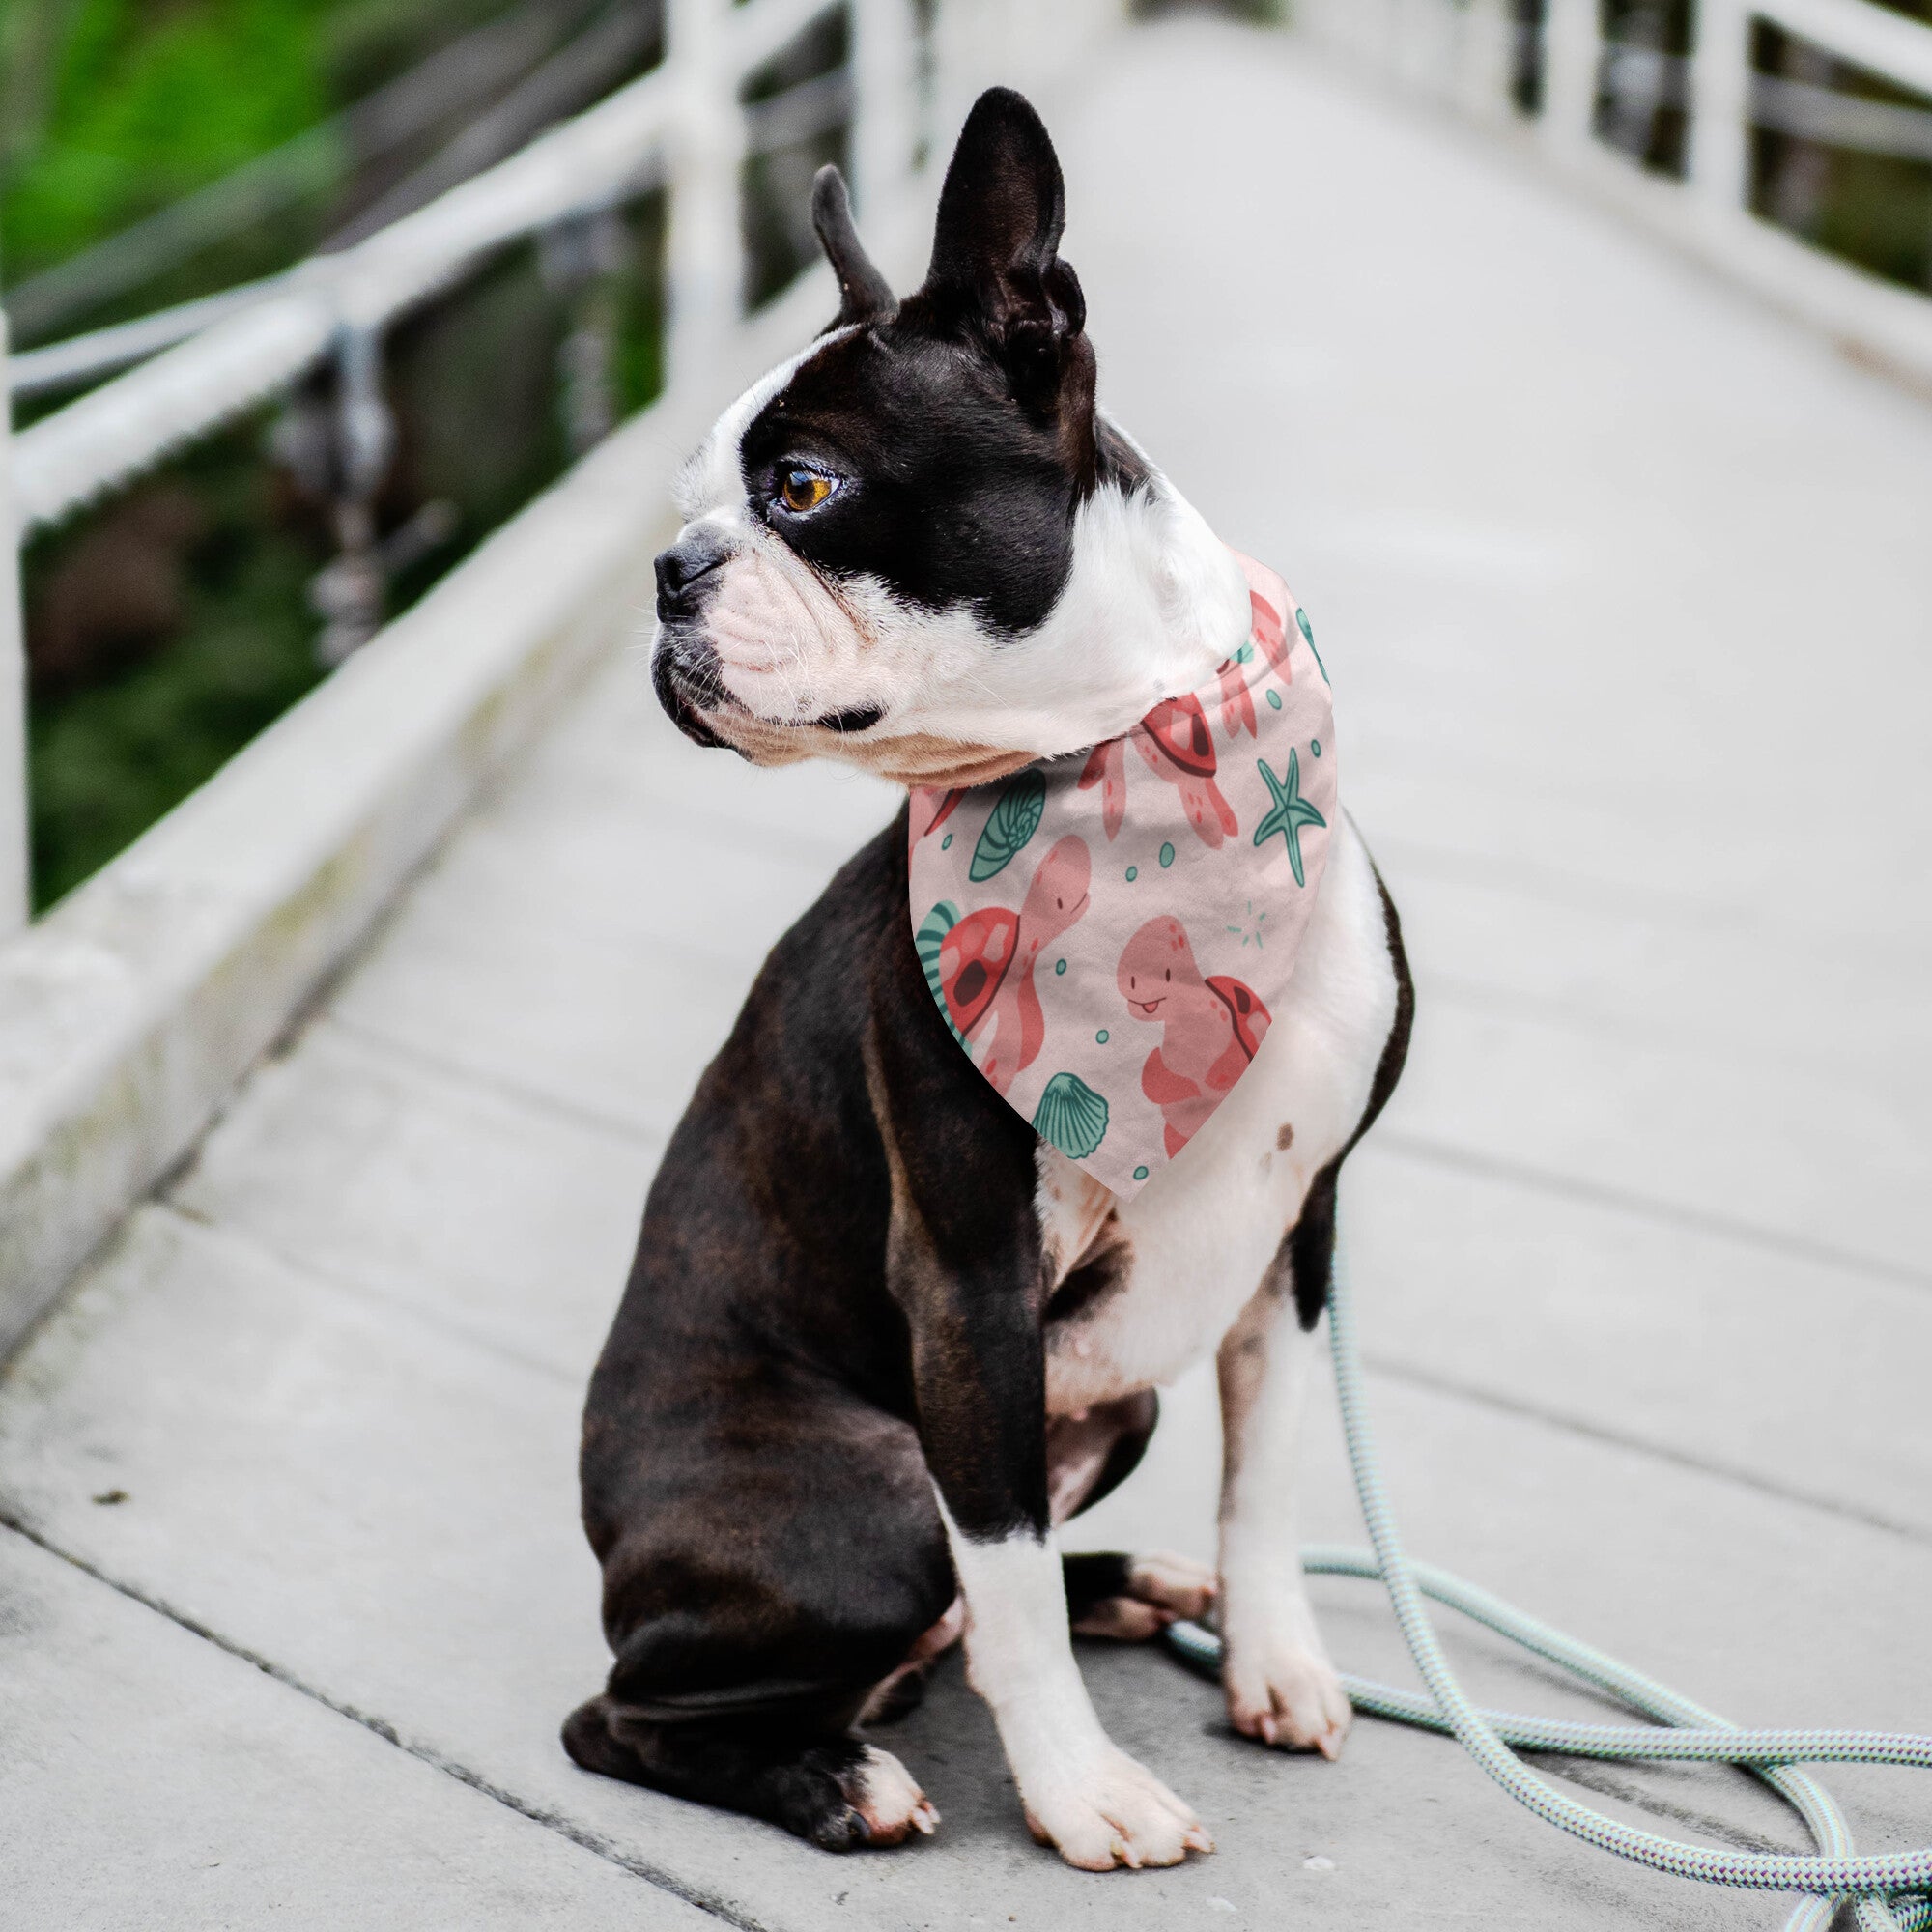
845,1745 -> 940,1846
1073,1550 -> 1218,1641
1020,1744 -> 1213,1871
1222,1634 -> 1351,1759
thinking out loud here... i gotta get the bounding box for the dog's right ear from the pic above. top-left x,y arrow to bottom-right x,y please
811,165 -> 895,327
921,87 -> 1087,412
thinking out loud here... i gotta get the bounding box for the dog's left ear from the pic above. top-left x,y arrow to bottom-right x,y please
922,87 -> 1089,412
812,165 -> 895,327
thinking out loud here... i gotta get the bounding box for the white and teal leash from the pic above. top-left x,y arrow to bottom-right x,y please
1162,1220 -> 1932,1930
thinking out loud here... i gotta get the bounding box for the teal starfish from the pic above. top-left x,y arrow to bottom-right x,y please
1253,748 -> 1326,886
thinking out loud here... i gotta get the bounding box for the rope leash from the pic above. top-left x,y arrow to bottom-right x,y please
1161,1220 -> 1932,1931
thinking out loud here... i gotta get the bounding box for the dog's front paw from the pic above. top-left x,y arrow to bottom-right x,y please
807,1745 -> 940,1851
1020,1744 -> 1213,1871
1222,1634 -> 1351,1759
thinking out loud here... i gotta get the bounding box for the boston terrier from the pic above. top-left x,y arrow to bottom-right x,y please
564,87 -> 1412,1870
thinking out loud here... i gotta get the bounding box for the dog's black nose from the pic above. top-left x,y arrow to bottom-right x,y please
655,531 -> 731,620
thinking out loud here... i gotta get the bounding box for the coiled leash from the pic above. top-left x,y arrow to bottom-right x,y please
1162,1216 -> 1932,1930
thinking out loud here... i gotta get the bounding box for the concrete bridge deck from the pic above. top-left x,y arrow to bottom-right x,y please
4,15 -> 1930,1927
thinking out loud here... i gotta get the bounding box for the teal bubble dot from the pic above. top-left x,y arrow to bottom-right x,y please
1158,841 -> 1176,868
1125,866 -> 1138,882
1095,1029 -> 1109,1044
940,833 -> 952,849
1296,608 -> 1315,644
1055,958 -> 1066,976
1235,641 -> 1254,664
1265,689 -> 1283,711
1310,738 -> 1321,757
1132,1165 -> 1150,1181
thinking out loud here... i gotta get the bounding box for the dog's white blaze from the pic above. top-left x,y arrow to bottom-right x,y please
672,329 -> 858,520
1039,814 -> 1398,1411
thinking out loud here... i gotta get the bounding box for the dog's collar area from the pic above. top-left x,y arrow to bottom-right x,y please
907,548 -> 1335,1199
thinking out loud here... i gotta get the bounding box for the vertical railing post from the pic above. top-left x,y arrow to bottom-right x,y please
851,0 -> 916,225
665,0 -> 740,401
310,322 -> 397,668
1689,0 -> 1752,223
1541,0 -> 1603,155
0,313 -> 30,936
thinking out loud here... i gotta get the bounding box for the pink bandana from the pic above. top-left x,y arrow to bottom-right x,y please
908,552 -> 1337,1198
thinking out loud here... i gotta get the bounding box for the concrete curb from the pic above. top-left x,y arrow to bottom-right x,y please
0,270 -> 832,1358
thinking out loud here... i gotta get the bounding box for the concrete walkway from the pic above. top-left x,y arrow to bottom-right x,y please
5,16 -> 1930,1928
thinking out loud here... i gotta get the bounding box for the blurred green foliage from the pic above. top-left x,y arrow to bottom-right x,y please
0,0 -> 523,286
23,418 -> 329,904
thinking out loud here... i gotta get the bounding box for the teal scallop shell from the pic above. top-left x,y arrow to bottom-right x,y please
1032,1071 -> 1109,1161
915,900 -> 966,1043
969,770 -> 1046,882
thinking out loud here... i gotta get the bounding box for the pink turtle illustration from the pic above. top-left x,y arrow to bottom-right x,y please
1118,916 -> 1272,1158
1076,737 -> 1128,839
1249,587 -> 1293,677
934,836 -> 1092,1094
1077,694 -> 1237,848
1216,589 -> 1296,742
1216,655 -> 1258,741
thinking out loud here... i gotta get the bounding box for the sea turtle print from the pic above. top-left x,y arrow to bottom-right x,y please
1078,693 -> 1237,850
1118,915 -> 1272,1159
923,835 -> 1092,1095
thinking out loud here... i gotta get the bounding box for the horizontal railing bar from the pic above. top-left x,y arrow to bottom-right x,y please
744,64 -> 856,152
1752,67 -> 1932,157
7,277 -> 298,401
1598,44 -> 1932,159
12,298 -> 339,534
1753,0 -> 1932,99
730,0 -> 846,81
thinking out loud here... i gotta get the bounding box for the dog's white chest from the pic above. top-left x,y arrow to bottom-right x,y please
1037,816 -> 1397,1414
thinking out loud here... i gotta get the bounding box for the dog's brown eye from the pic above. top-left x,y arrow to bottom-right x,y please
779,469 -> 833,513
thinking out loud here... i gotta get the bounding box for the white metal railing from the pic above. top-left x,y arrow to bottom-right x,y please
1293,0 -> 1932,380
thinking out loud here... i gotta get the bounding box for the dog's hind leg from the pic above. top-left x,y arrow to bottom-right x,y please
1047,1392 -> 1216,1638
562,1698 -> 937,1849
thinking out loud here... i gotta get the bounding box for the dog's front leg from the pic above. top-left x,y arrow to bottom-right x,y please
888,1202 -> 1211,1869
1215,1213 -> 1353,1758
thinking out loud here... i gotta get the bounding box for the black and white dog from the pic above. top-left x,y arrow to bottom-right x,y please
565,88 -> 1412,1870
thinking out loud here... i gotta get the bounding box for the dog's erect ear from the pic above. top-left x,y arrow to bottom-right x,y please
811,165 -> 895,327
923,88 -> 1088,407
